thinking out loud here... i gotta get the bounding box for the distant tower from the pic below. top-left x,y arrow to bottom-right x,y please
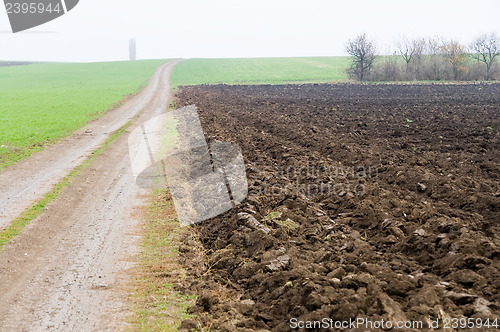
129,39 -> 136,61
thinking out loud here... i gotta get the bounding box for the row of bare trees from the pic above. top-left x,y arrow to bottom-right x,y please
345,33 -> 500,81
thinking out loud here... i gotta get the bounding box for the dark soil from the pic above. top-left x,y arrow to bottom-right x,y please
174,83 -> 500,331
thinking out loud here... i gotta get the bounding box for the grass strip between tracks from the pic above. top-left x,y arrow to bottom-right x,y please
132,188 -> 197,331
0,122 -> 131,250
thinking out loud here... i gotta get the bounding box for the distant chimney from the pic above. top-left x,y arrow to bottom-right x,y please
129,39 -> 136,61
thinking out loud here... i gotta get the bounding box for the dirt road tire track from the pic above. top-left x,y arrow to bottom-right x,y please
0,60 -> 179,331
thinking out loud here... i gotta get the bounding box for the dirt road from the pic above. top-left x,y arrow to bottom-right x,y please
0,60 -> 177,230
0,60 -> 179,331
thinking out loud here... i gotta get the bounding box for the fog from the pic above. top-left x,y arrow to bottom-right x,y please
1,0 -> 499,62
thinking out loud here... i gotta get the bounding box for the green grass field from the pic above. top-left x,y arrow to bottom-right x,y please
170,57 -> 350,86
1,57 -> 349,169
0,60 -> 166,169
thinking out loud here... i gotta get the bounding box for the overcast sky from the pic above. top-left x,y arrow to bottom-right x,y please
1,0 -> 500,62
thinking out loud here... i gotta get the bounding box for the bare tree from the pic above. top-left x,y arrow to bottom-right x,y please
397,37 -> 426,77
422,37 -> 446,80
129,39 -> 136,61
470,33 -> 499,80
440,39 -> 468,80
345,34 -> 377,81
373,52 -> 401,81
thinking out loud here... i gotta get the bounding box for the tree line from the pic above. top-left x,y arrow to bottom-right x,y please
346,33 -> 500,81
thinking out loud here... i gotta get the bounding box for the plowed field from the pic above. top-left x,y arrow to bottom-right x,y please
175,83 -> 500,331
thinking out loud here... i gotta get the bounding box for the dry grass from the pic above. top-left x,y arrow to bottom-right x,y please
130,189 -> 197,331
129,186 -> 241,331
